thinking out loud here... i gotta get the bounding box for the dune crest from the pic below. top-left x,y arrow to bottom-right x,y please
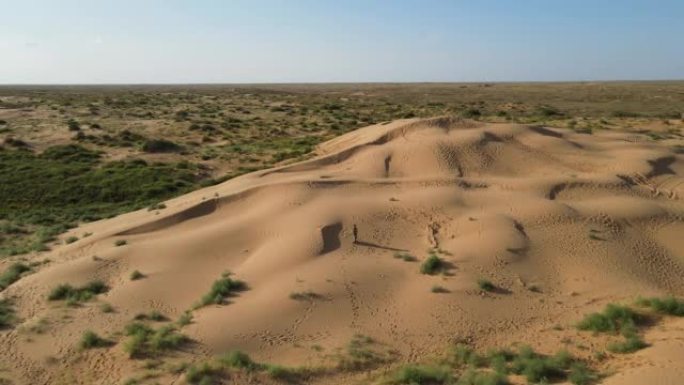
2,118 -> 684,384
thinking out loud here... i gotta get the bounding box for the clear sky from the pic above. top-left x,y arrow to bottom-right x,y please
1,0 -> 683,84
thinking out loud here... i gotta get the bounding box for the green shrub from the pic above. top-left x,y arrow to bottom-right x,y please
185,362 -> 221,384
568,362 -> 596,385
80,330 -> 111,349
134,311 -> 167,322
638,296 -> 684,316
393,252 -> 417,262
219,350 -> 260,371
0,299 -> 16,328
431,285 -> 449,293
477,279 -> 495,292
289,291 -> 321,301
130,270 -> 145,280
607,334 -> 648,354
577,304 -> 642,334
389,365 -> 451,384
48,280 -> 108,302
65,236 -> 78,244
114,240 -> 128,247
266,364 -> 305,382
510,346 -> 572,383
67,119 -> 81,131
0,262 -> 31,290
420,254 -> 444,275
123,322 -> 188,358
450,343 -> 484,368
198,276 -> 246,307
457,369 -> 508,385
336,334 -> 384,371
0,146 -> 203,257
177,311 -> 193,327
142,139 -> 182,153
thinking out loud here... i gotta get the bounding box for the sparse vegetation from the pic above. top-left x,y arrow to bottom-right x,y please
289,291 -> 322,301
177,311 -> 193,327
80,330 -> 111,349
65,236 -> 78,244
577,304 -> 642,334
477,279 -> 496,292
577,302 -> 652,354
637,296 -> 684,316
134,311 -> 167,322
129,270 -> 145,280
1,83 -> 682,258
607,333 -> 648,354
420,253 -> 444,275
185,350 -> 312,384
48,280 -> 108,303
123,322 -> 188,358
197,275 -> 246,307
0,262 -> 31,290
394,252 -> 417,262
389,364 -> 452,384
114,239 -> 128,247
0,299 -> 16,328
336,334 -> 388,371
141,139 -> 182,153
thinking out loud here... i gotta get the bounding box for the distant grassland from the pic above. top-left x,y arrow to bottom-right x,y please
0,82 -> 683,256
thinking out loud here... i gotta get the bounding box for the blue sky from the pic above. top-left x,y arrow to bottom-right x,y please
1,0 -> 683,83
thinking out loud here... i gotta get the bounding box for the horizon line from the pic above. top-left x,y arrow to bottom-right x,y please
1,79 -> 684,87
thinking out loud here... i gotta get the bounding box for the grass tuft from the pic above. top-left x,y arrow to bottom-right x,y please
576,304 -> 642,334
477,279 -> 496,292
197,276 -> 246,307
0,299 -> 16,328
123,322 -> 188,358
420,254 -> 444,275
0,262 -> 31,290
389,364 -> 452,384
48,280 -> 108,303
80,330 -> 111,349
637,296 -> 684,316
129,270 -> 145,280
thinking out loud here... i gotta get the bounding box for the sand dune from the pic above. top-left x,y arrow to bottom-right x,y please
1,117 -> 684,384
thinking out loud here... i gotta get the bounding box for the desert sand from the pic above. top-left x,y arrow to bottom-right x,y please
1,117 -> 683,384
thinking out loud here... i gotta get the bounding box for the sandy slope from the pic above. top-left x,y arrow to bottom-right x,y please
1,117 -> 684,384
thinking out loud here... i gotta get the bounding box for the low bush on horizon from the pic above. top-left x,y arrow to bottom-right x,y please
48,280 -> 108,303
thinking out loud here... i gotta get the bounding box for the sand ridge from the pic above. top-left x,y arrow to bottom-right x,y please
1,117 -> 684,384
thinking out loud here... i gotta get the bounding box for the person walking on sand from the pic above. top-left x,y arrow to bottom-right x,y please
353,224 -> 358,244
